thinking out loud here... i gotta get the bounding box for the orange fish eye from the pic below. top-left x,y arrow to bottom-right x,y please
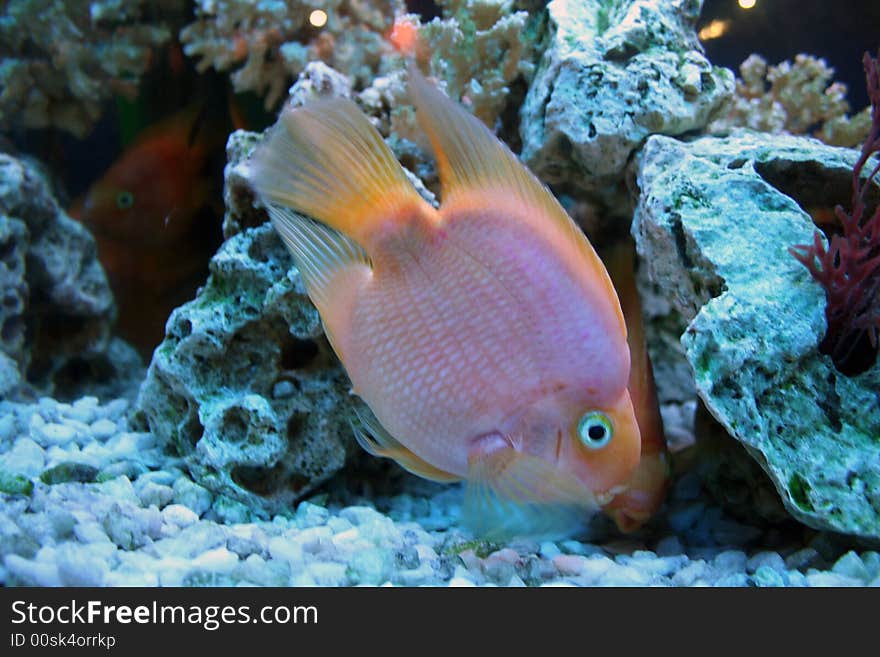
116,191 -> 135,210
577,412 -> 613,449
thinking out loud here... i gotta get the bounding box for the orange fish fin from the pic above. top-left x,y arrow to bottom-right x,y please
462,440 -> 599,540
266,204 -> 370,311
246,98 -> 428,250
351,405 -> 461,483
407,65 -> 625,331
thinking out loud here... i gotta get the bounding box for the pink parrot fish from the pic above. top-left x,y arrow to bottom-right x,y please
244,66 -> 642,539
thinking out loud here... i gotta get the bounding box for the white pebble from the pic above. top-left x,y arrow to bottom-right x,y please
90,418 -> 118,440
415,544 -> 438,562
2,437 -> 45,476
714,550 -> 748,574
672,561 -> 710,586
192,547 -> 239,573
74,521 -> 111,544
0,413 -> 16,442
539,541 -> 562,558
56,544 -> 110,586
553,554 -> 588,576
105,571 -> 160,587
332,527 -> 360,545
806,571 -> 863,587
62,400 -> 95,424
137,482 -> 174,508
290,572 -> 317,586
98,476 -> 139,503
601,564 -> 651,586
393,563 -> 435,586
5,555 -> 61,586
29,412 -> 46,430
156,557 -> 195,587
73,396 -> 99,410
831,551 -> 870,582
267,536 -> 304,567
340,506 -> 383,526
747,551 -> 786,574
105,432 -> 140,455
573,556 -> 614,584
327,516 -> 353,534
308,562 -> 347,586
135,432 -> 157,450
98,398 -> 129,421
162,504 -> 199,528
35,422 -> 76,446
785,547 -> 820,570
172,478 -> 213,516
295,526 -> 334,554
449,577 -> 476,587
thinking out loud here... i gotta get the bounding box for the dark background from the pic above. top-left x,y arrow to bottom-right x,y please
16,0 -> 880,200
698,0 -> 880,110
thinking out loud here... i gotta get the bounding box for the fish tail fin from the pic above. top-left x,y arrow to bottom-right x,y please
245,98 -> 428,250
463,437 -> 599,541
601,240 -> 670,532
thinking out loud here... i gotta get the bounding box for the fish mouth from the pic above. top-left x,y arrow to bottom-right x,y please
607,508 -> 652,533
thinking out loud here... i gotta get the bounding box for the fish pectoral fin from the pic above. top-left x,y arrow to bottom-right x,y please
351,404 -> 460,483
462,438 -> 599,541
245,97 -> 430,250
266,204 -> 370,310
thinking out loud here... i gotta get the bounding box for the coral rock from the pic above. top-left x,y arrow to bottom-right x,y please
521,0 -> 733,207
632,130 -> 880,539
134,131 -> 357,518
709,53 -> 872,148
0,0 -> 174,137
180,0 -> 403,109
0,154 -> 143,401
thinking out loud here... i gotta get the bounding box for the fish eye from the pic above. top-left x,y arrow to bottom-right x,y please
577,412 -> 613,449
116,191 -> 134,210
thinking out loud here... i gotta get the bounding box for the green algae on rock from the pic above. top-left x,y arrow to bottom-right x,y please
134,131 -> 358,518
521,0 -> 733,207
133,220 -> 358,518
632,130 -> 880,539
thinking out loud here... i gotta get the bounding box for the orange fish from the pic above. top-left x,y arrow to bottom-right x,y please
600,241 -> 670,532
245,67 -> 642,539
73,105 -> 224,357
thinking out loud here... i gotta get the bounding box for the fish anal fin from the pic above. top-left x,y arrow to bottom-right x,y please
351,405 -> 460,483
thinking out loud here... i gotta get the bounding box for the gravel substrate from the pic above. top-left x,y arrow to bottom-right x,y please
1,396 -> 878,587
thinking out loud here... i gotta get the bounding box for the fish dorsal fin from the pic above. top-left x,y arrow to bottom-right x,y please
246,97 -> 428,251
351,405 -> 461,483
463,442 -> 599,541
266,204 -> 369,310
407,65 -> 624,331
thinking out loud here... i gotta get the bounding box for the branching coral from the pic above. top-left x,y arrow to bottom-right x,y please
416,0 -> 537,131
790,51 -> 880,376
180,0 -> 404,110
180,0 -> 538,135
0,0 -> 181,138
357,0 -> 540,192
710,53 -> 872,148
